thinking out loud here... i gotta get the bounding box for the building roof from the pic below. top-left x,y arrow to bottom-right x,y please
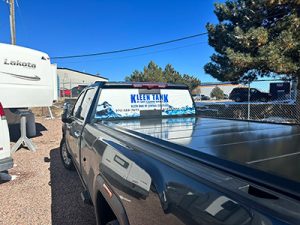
58,67 -> 107,80
199,82 -> 241,87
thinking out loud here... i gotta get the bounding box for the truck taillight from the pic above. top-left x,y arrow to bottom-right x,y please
0,102 -> 5,117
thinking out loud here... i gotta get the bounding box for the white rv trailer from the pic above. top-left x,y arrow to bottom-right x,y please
0,43 -> 57,152
0,43 -> 57,108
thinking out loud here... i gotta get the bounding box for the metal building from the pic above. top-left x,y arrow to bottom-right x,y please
57,67 -> 108,90
192,82 -> 246,97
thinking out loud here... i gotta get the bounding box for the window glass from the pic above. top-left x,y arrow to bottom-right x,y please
95,88 -> 195,120
72,92 -> 85,117
80,88 -> 97,120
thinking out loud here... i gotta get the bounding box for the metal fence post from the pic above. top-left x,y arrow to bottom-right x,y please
69,80 -> 72,98
62,82 -> 65,98
247,81 -> 251,120
296,78 -> 300,124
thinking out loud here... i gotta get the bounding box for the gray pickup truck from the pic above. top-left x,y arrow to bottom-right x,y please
61,82 -> 300,225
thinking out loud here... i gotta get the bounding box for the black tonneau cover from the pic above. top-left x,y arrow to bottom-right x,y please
112,117 -> 300,186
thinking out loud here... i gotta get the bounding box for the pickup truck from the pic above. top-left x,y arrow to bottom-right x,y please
60,82 -> 300,225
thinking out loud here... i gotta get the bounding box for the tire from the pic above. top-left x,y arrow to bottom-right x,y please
106,220 -> 119,225
235,97 -> 241,102
60,139 -> 75,170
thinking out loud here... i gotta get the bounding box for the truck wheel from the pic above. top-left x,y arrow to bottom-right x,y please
60,139 -> 75,170
235,97 -> 241,102
106,220 -> 119,225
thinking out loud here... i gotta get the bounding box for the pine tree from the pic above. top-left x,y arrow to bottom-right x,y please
126,61 -> 200,90
143,61 -> 164,82
163,64 -> 181,83
204,0 -> 300,83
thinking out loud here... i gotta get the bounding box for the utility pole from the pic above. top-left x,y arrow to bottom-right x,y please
9,0 -> 16,45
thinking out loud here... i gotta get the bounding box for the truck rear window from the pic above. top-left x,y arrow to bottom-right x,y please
95,88 -> 195,119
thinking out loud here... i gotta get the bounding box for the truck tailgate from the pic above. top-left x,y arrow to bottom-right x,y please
112,117 -> 300,184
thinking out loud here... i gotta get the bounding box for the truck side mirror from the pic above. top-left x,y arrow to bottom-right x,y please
62,102 -> 72,123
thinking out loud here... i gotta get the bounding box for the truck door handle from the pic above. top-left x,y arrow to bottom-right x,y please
74,131 -> 80,138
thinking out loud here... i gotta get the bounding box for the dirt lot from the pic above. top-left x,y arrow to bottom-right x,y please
0,118 -> 96,225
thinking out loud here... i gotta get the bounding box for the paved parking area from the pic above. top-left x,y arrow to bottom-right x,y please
0,118 -> 95,225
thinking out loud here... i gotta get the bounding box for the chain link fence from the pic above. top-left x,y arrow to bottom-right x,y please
58,78 -> 300,124
195,79 -> 300,124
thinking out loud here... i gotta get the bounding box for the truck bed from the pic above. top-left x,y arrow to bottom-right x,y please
111,117 -> 300,184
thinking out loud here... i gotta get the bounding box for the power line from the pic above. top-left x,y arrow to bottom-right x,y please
59,41 -> 207,64
51,32 -> 208,60
51,6 -> 291,60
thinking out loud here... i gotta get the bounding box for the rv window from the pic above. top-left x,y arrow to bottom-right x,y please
72,92 -> 85,118
80,88 -> 97,120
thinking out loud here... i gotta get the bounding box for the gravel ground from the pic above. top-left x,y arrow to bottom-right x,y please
0,118 -> 96,225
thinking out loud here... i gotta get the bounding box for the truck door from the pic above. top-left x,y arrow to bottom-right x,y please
65,92 -> 85,170
66,88 -> 97,171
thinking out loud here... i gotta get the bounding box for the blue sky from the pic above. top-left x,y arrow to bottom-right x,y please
0,0 -> 220,82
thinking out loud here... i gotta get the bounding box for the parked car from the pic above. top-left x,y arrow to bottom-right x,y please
200,94 -> 210,100
193,94 -> 210,101
229,87 -> 272,102
71,85 -> 88,98
60,82 -> 300,225
0,102 -> 13,172
60,88 -> 71,97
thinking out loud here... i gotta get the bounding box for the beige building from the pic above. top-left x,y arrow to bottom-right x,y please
192,82 -> 246,97
57,68 -> 108,90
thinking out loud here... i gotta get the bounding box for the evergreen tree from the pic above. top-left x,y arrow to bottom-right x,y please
181,74 -> 202,91
163,64 -> 181,83
210,86 -> 224,100
143,61 -> 164,82
126,61 -> 200,90
204,0 -> 300,83
125,70 -> 144,82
